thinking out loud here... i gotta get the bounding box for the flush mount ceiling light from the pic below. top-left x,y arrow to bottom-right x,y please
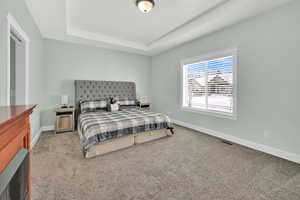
136,0 -> 155,13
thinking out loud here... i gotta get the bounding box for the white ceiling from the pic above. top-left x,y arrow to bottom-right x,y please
69,0 -> 226,44
25,0 -> 293,56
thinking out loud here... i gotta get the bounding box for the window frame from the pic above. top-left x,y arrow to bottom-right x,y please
180,48 -> 238,120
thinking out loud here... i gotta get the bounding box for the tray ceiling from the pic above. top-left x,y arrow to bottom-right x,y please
25,0 -> 293,55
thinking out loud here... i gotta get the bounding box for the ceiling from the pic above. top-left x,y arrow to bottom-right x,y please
25,0 -> 293,56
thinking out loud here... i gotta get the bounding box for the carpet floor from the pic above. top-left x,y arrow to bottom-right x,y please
32,126 -> 300,200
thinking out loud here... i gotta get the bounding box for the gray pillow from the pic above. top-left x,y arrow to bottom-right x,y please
80,99 -> 108,113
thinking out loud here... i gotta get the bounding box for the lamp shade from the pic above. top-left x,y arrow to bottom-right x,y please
61,95 -> 69,105
139,96 -> 148,104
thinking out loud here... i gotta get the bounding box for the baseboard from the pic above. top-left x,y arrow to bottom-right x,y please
41,125 -> 55,132
30,125 -> 55,148
31,128 -> 41,148
171,119 -> 300,164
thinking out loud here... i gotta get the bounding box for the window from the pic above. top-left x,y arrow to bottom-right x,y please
181,49 -> 237,119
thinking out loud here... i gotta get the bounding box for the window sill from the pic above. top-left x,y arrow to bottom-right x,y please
181,107 -> 237,120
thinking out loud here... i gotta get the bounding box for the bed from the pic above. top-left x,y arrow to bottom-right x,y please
75,80 -> 174,158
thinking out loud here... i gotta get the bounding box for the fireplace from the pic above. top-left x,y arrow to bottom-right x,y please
0,105 -> 36,200
0,149 -> 29,200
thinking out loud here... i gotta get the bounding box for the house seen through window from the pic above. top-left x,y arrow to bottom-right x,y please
181,49 -> 237,119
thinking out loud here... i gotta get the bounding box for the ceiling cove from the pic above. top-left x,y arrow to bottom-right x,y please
25,0 -> 293,55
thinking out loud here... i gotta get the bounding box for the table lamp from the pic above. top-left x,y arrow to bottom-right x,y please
61,95 -> 69,108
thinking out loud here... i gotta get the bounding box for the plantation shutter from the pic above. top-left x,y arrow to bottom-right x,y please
182,53 -> 234,115
186,61 -> 206,109
207,56 -> 233,113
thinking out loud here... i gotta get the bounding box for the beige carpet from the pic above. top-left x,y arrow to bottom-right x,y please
32,126 -> 300,200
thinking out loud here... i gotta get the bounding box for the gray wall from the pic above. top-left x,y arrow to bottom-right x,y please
0,0 -> 45,140
42,39 -> 151,126
151,1 -> 300,155
1,0 -> 299,158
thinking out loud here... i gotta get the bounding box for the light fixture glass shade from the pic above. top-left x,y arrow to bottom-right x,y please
61,95 -> 69,106
136,0 -> 154,13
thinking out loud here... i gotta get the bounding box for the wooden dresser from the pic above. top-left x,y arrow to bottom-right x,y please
0,105 -> 36,200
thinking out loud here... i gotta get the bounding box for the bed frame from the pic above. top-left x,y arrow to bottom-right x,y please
74,80 -> 171,158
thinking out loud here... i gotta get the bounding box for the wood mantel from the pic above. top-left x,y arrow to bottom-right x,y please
0,105 -> 36,128
0,105 -> 36,199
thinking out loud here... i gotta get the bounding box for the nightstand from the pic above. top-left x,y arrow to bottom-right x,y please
55,107 -> 75,134
138,103 -> 151,111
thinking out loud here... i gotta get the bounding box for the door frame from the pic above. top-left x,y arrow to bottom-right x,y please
3,13 -> 30,105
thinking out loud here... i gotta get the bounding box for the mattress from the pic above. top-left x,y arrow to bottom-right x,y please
78,108 -> 172,151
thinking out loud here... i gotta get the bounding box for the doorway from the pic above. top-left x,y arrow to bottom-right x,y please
4,13 -> 30,106
10,31 -> 26,105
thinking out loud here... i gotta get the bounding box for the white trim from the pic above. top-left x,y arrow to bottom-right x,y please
180,48 -> 237,65
65,0 -> 147,51
4,13 -> 30,106
67,28 -> 147,51
171,119 -> 300,164
31,128 -> 41,148
181,107 -> 236,120
179,48 -> 238,120
41,125 -> 55,132
26,0 -> 290,56
31,125 -> 55,148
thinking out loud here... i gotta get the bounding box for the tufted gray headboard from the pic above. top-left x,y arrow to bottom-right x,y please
74,80 -> 136,111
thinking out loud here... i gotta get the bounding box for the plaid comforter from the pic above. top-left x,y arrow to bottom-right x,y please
78,108 -> 173,150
